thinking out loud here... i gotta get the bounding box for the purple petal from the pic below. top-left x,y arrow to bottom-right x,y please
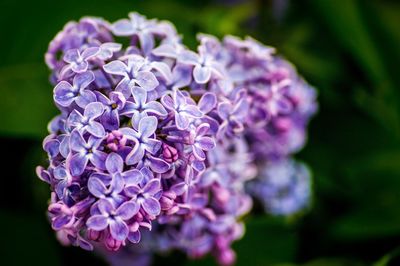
198,92 -> 217,113
142,197 -> 161,216
143,179 -> 161,195
81,46 -> 100,59
63,49 -> 80,63
193,146 -> 206,161
103,60 -> 128,76
116,201 -> 139,219
52,214 -> 72,230
98,199 -> 114,214
68,153 -> 88,176
88,177 -> 107,198
218,102 -> 231,120
136,71 -> 159,91
119,127 -> 139,140
87,121 -> 105,138
84,102 -> 104,120
152,44 -> 177,58
151,61 -> 172,83
54,81 -> 75,107
71,61 -> 88,73
124,185 -> 141,197
123,169 -> 143,185
143,138 -> 161,155
128,230 -> 141,244
69,130 -> 86,152
195,123 -> 210,136
106,153 -> 124,174
196,136 -> 215,151
174,89 -> 186,107
132,86 -> 147,107
160,95 -> 174,110
138,32 -> 155,55
112,19 -> 135,36
75,90 -> 97,109
110,220 -> 129,241
146,156 -> 170,173
182,105 -> 202,118
74,71 -> 95,90
44,138 -> 60,158
91,151 -> 107,170
86,215 -> 108,231
144,101 -> 167,116
178,50 -> 199,65
172,64 -> 192,89
171,182 -> 187,196
139,116 -> 158,138
101,109 -> 120,131
193,65 -> 211,84
126,145 -> 144,165
175,113 -> 189,130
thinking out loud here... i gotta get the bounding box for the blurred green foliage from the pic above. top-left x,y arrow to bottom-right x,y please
1,0 -> 400,265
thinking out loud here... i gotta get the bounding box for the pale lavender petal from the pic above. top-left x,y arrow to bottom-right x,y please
63,49 -> 80,63
54,81 -> 75,107
160,95 -> 174,110
75,90 -> 97,108
193,65 -> 212,84
128,230 -> 141,244
218,102 -> 231,120
106,153 -> 124,174
144,101 -> 167,116
196,136 -> 215,151
171,182 -> 187,196
88,177 -> 107,198
87,121 -> 105,138
110,220 -> 129,241
143,138 -> 161,155
126,145 -> 145,165
143,179 -> 160,195
152,44 -> 176,58
103,60 -> 128,76
182,105 -> 202,118
136,71 -> 159,91
71,61 -> 88,73
142,197 -> 161,216
86,215 -> 108,231
147,156 -> 170,173
138,32 -> 155,55
124,185 -> 141,196
178,50 -> 199,65
139,116 -> 157,138
84,102 -> 104,119
74,71 -> 95,90
172,64 -> 192,89
198,92 -> 217,113
68,153 -> 89,176
69,130 -> 86,152
151,61 -> 172,83
132,86 -> 147,106
91,151 -> 107,170
123,169 -> 143,185
82,47 -> 100,59
112,19 -> 135,36
193,146 -> 206,161
116,201 -> 139,219
174,89 -> 186,107
175,113 -> 189,130
98,199 -> 114,214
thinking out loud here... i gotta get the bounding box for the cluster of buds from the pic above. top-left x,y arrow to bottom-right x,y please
37,12 -> 317,266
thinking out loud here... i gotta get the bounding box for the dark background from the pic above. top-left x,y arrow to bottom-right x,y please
1,0 -> 400,265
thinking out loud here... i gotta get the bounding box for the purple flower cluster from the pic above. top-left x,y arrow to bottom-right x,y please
37,12 -> 317,266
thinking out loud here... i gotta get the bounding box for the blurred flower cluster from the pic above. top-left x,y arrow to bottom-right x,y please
37,12 -> 317,266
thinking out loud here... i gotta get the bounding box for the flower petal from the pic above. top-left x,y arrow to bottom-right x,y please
144,101 -> 167,116
110,219 -> 129,241
196,136 -> 215,151
116,201 -> 139,219
88,176 -> 107,198
54,81 -> 75,107
87,121 -> 106,138
142,197 -> 161,216
198,92 -> 217,114
68,153 -> 88,176
112,19 -> 135,36
138,116 -> 158,138
86,215 -> 108,231
74,71 -> 95,90
193,65 -> 211,84
123,169 -> 143,185
136,71 -> 159,91
84,102 -> 104,120
143,179 -> 161,195
103,60 -> 128,76
106,153 -> 124,174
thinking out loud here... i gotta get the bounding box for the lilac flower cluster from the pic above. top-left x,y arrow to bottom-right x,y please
37,12 -> 317,266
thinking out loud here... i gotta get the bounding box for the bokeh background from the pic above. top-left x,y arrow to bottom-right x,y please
1,0 -> 400,265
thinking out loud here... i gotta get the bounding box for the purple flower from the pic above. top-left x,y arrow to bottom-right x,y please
122,86 -> 167,129
124,173 -> 162,217
191,123 -> 215,161
97,91 -> 126,130
178,50 -> 224,84
87,199 -> 138,241
120,116 -> 161,165
67,102 -> 105,138
97,42 -> 122,60
103,56 -> 159,93
62,47 -> 100,75
54,71 -> 96,108
111,12 -> 164,54
53,164 -> 72,199
161,89 -> 203,130
68,129 -> 107,176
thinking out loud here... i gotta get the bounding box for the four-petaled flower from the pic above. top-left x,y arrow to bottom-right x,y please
161,89 -> 203,130
120,116 -> 161,165
103,55 -> 159,94
178,50 -> 224,84
124,170 -> 162,216
68,130 -> 107,176
122,86 -> 167,129
54,71 -> 96,108
86,199 -> 138,241
67,102 -> 106,138
62,47 -> 100,75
